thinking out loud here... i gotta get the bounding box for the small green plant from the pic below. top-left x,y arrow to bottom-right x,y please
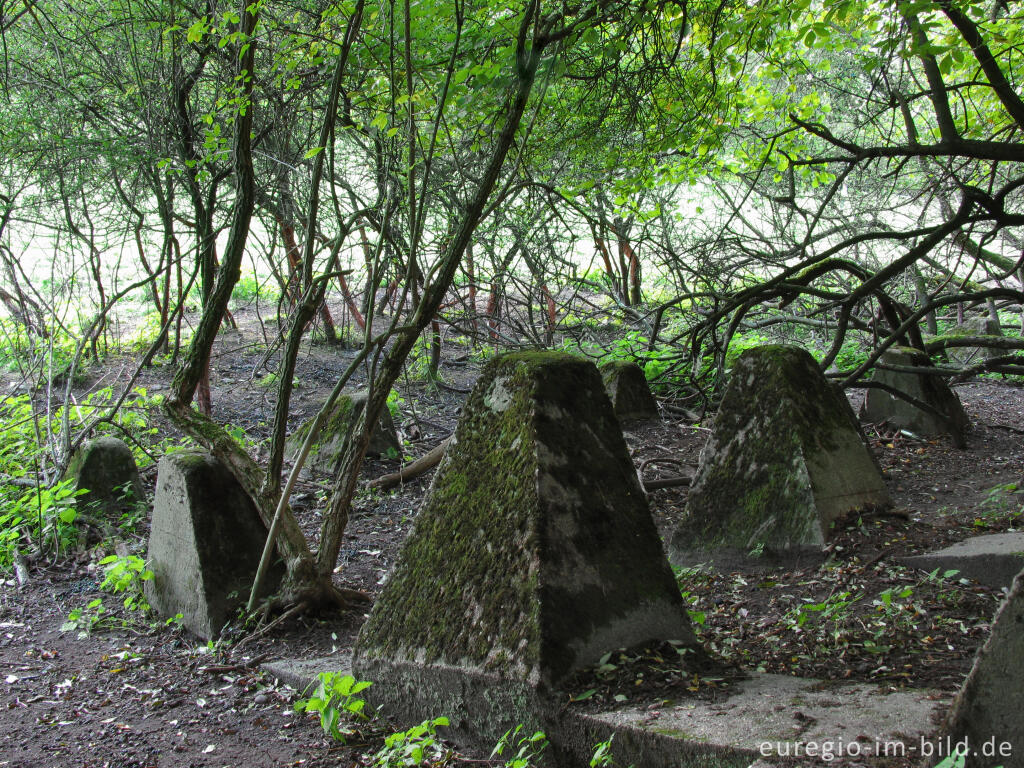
784,590 -> 861,630
372,716 -> 450,767
0,477 -> 83,568
590,735 -> 634,767
98,554 -> 153,613
491,725 -> 548,767
294,672 -> 372,743
674,564 -> 714,627
973,482 -> 1023,527
386,389 -> 405,420
61,597 -> 108,637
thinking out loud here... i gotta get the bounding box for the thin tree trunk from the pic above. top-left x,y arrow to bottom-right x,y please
315,20 -> 545,577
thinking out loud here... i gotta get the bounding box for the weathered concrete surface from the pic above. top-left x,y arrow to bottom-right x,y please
563,673 -> 949,767
263,652 -> 352,693
948,316 -> 1004,367
672,345 -> 891,569
146,451 -> 283,639
65,435 -> 145,518
860,347 -> 969,446
353,351 -> 694,752
286,390 -> 399,475
599,361 -> 659,420
944,569 -> 1024,768
899,532 -> 1024,590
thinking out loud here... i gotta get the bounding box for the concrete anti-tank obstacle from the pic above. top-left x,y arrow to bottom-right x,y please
146,450 -> 284,639
671,344 -> 891,569
598,360 -> 659,421
860,346 -> 969,447
65,435 -> 146,521
353,351 -> 695,758
285,389 -> 400,475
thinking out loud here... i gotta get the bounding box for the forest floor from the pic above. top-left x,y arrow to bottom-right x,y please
2,311 -> 1023,767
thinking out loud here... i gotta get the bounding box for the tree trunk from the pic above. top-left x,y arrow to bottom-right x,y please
315,29 -> 545,578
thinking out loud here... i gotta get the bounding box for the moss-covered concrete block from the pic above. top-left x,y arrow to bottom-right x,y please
286,390 -> 399,475
948,316 -> 1003,366
599,361 -> 659,421
65,435 -> 146,521
145,451 -> 283,639
860,347 -> 969,446
671,345 -> 891,568
354,351 -> 694,751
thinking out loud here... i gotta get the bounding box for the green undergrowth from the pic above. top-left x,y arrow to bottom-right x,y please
294,671 -> 631,766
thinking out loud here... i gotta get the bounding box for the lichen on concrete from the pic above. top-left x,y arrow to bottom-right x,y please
671,345 -> 891,568
354,350 -> 693,752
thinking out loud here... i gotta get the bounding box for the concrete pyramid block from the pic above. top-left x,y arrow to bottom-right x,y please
948,316 -> 1004,367
65,435 -> 145,519
671,345 -> 890,568
599,361 -> 659,420
944,568 -> 1024,768
860,347 -> 969,446
354,351 -> 694,747
286,389 -> 399,475
146,451 -> 283,639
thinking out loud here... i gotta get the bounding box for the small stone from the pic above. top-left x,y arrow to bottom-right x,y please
254,693 -> 268,705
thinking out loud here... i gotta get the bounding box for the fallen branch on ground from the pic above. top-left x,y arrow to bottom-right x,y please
368,436 -> 453,490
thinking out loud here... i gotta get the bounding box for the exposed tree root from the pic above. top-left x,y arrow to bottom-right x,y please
233,580 -> 371,654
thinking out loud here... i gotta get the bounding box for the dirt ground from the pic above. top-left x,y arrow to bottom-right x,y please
2,317 -> 1023,767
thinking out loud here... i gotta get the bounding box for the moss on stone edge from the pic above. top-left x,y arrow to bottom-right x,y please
356,353 -> 545,679
355,350 -> 691,686
676,345 -> 884,558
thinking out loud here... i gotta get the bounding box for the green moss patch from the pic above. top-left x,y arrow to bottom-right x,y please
355,350 -> 693,700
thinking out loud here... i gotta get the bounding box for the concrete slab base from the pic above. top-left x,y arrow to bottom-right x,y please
262,657 -> 948,766
262,652 -> 351,693
898,532 -> 1024,590
561,673 -> 948,766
